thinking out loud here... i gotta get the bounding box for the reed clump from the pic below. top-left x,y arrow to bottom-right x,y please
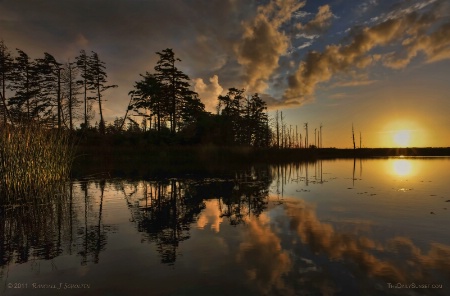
0,123 -> 75,202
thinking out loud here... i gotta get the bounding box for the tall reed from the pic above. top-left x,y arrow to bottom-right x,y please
0,123 -> 75,202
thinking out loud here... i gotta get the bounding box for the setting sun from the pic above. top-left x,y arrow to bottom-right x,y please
380,120 -> 428,148
393,130 -> 411,147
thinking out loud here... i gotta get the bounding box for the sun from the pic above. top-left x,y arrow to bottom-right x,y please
393,130 -> 411,147
380,120 -> 426,147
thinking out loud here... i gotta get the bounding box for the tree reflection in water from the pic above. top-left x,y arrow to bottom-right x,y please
121,179 -> 204,265
78,179 -> 109,265
1,160 -> 449,296
0,185 -> 70,266
121,165 -> 273,265
0,180 -> 113,272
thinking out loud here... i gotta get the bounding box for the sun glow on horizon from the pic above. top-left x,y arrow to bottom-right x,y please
393,130 -> 411,147
379,120 -> 427,148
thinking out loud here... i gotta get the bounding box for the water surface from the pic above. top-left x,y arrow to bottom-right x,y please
1,158 -> 449,295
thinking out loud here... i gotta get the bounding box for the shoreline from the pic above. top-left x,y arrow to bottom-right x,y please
72,145 -> 450,178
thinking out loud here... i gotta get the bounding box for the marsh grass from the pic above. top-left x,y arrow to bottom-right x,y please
0,123 -> 75,202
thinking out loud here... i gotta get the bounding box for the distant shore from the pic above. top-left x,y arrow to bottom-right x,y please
267,147 -> 450,159
72,145 -> 450,178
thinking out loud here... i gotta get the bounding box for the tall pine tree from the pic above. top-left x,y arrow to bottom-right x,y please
61,61 -> 82,130
0,40 -> 14,125
75,50 -> 91,128
129,72 -> 166,134
8,49 -> 41,122
88,51 -> 117,134
154,48 -> 197,133
36,52 -> 63,128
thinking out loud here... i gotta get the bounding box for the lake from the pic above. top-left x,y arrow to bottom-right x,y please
1,158 -> 449,295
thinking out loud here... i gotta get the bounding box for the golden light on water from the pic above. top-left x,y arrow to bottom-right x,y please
392,159 -> 413,176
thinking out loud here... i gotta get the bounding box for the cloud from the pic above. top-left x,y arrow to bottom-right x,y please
373,0 -> 439,24
284,1 -> 448,100
296,41 -> 313,50
234,0 -> 305,93
196,200 -> 223,232
0,0 -> 255,123
329,93 -> 349,100
285,200 -> 450,283
193,75 -> 224,113
237,213 -> 292,295
332,79 -> 378,87
296,5 -> 335,34
383,21 -> 450,68
356,0 -> 379,15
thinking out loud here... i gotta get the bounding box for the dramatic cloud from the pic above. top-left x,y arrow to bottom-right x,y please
0,0 -> 252,122
1,0 -> 449,129
284,1 -> 450,100
234,0 -> 305,93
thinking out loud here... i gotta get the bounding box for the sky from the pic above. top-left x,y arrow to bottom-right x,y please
1,0 -> 450,148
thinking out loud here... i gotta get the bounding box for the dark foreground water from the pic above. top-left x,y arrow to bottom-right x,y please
1,158 -> 450,296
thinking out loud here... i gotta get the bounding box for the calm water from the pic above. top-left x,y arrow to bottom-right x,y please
1,158 -> 450,296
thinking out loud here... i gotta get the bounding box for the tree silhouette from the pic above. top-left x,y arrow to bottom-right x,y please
218,87 -> 246,145
0,40 -> 14,125
129,72 -> 166,134
61,61 -> 82,130
75,50 -> 92,128
129,49 -> 204,139
8,49 -> 42,122
36,52 -> 63,128
88,52 -> 117,134
244,93 -> 270,147
154,48 -> 199,134
217,89 -> 270,147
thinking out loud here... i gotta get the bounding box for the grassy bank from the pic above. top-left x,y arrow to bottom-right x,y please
0,124 -> 74,201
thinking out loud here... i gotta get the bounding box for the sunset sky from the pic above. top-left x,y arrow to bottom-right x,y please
1,0 -> 449,148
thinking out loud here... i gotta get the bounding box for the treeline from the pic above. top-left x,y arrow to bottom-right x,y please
125,48 -> 270,146
1,41 -> 324,148
0,41 -> 116,132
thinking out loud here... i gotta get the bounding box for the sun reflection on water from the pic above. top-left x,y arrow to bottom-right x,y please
392,159 -> 413,176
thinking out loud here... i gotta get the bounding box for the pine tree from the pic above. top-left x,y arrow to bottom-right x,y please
129,72 -> 166,134
154,48 -> 196,133
61,61 -> 82,130
8,49 -> 41,122
75,50 -> 92,128
0,40 -> 14,125
218,88 -> 245,144
36,52 -> 63,128
248,93 -> 269,147
88,51 -> 117,134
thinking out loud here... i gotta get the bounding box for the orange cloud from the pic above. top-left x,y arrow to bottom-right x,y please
193,75 -> 224,113
285,200 -> 450,284
236,213 -> 292,295
196,199 -> 223,232
284,2 -> 449,100
235,0 -> 305,93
